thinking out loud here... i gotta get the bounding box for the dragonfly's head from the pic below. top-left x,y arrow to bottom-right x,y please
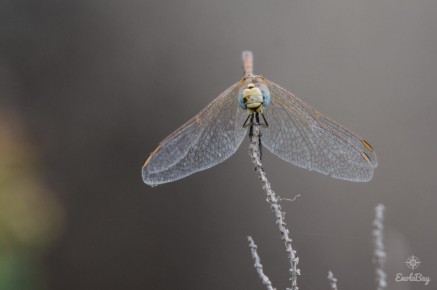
238,82 -> 271,111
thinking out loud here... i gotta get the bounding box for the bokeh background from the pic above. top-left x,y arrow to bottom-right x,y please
1,0 -> 436,289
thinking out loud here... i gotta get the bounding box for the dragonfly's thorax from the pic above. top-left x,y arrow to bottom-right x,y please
238,80 -> 271,112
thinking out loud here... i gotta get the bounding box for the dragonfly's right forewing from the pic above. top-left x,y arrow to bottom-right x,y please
262,79 -> 377,182
142,82 -> 247,186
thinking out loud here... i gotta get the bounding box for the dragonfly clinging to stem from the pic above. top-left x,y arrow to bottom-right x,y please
142,51 -> 377,186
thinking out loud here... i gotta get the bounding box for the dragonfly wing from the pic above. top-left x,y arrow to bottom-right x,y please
261,79 -> 377,182
142,82 -> 247,186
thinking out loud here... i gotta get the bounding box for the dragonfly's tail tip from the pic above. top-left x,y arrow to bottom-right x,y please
242,50 -> 253,57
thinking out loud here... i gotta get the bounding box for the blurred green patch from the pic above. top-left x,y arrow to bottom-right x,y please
0,110 -> 63,290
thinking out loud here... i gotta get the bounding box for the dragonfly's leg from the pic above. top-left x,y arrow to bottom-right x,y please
260,112 -> 269,128
243,113 -> 253,128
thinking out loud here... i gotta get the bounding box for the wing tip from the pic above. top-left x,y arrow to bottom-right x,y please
143,145 -> 161,167
141,166 -> 160,187
360,139 -> 378,168
142,145 -> 162,187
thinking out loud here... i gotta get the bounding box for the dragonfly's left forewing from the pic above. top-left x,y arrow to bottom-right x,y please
142,82 -> 247,186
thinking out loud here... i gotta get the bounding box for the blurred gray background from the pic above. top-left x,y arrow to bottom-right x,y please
1,0 -> 436,289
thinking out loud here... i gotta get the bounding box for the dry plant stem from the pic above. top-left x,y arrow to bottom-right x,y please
372,204 -> 387,290
249,124 -> 300,290
327,271 -> 338,290
247,236 -> 276,290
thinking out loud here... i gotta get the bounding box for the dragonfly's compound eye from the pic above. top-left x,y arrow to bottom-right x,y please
256,83 -> 271,107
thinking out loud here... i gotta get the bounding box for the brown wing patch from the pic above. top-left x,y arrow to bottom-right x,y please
361,139 -> 374,151
360,152 -> 372,164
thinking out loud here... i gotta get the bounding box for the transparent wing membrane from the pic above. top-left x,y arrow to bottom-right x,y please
261,79 -> 377,182
142,82 -> 247,186
142,51 -> 377,186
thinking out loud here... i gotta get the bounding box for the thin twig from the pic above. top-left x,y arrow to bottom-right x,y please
249,124 -> 300,290
247,236 -> 276,290
372,204 -> 387,290
279,194 -> 301,202
327,271 -> 338,290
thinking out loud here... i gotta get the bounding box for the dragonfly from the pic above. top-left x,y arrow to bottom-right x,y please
142,51 -> 377,186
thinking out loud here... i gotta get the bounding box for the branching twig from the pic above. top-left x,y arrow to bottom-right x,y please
248,124 -> 300,290
247,236 -> 276,290
327,271 -> 338,290
246,123 -> 386,290
372,204 -> 387,290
